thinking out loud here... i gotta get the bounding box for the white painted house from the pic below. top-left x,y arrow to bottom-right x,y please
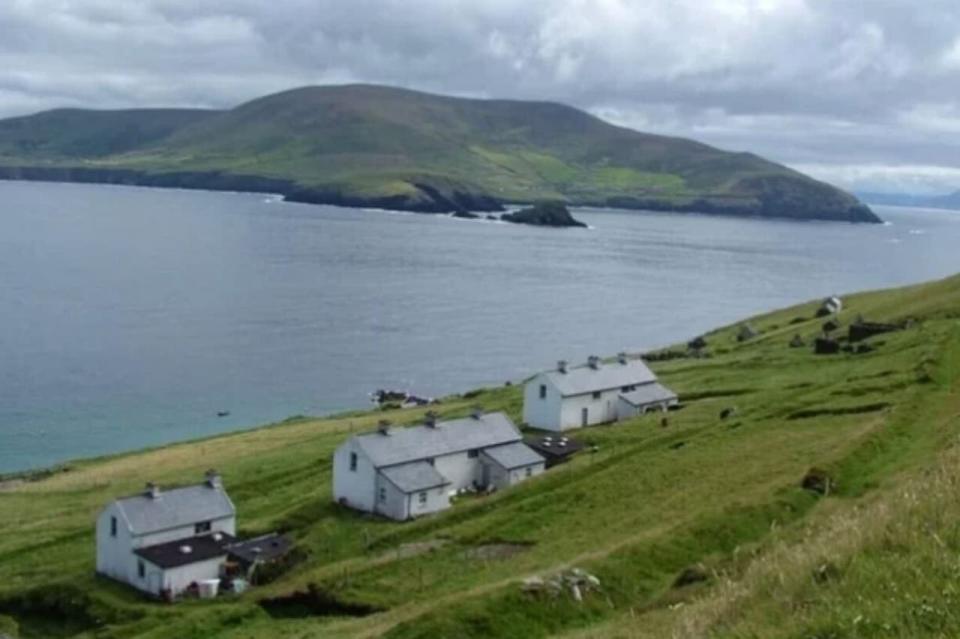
523,354 -> 678,431
333,411 -> 544,521
96,471 -> 236,598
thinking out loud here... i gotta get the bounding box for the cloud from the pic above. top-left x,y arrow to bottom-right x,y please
1,0 -> 960,193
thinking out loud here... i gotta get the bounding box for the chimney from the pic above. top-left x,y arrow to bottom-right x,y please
587,355 -> 601,370
424,410 -> 439,428
557,360 -> 568,374
617,352 -> 628,365
377,419 -> 391,436
471,406 -> 484,420
145,482 -> 160,499
205,469 -> 222,489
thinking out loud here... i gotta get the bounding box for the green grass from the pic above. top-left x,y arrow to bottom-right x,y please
4,274 -> 960,638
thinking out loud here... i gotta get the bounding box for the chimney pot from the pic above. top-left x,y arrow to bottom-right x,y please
588,355 -> 601,369
205,469 -> 222,489
145,482 -> 160,499
377,419 -> 391,435
557,360 -> 568,374
424,410 -> 439,428
471,406 -> 483,420
617,352 -> 628,365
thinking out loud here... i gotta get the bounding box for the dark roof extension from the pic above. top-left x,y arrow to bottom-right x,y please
134,531 -> 236,569
227,533 -> 292,564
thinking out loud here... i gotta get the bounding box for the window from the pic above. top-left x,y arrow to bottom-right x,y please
349,452 -> 358,472
110,516 -> 117,537
137,560 -> 145,579
539,384 -> 547,399
379,487 -> 387,502
195,521 -> 211,534
418,491 -> 428,505
592,391 -> 602,399
525,467 -> 533,478
467,449 -> 479,458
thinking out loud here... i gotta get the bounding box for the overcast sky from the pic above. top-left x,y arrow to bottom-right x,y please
3,0 -> 960,194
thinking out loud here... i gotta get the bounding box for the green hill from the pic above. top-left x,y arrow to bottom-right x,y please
4,273 -> 960,637
0,84 -> 879,222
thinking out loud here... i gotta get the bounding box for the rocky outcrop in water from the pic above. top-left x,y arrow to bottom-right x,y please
500,202 -> 587,228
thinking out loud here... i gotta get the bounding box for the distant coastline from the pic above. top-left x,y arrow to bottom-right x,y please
0,165 -> 881,224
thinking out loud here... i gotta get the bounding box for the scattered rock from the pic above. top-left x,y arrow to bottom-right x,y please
500,201 -> 588,228
486,215 -> 499,221
669,441 -> 687,450
789,334 -> 806,348
687,336 -> 708,352
521,568 -> 602,602
452,210 -> 479,219
801,467 -> 835,496
814,338 -> 840,355
855,343 -> 875,354
813,561 -> 841,584
849,320 -> 900,343
737,324 -> 759,342
720,407 -> 738,420
822,319 -> 841,335
673,564 -> 710,588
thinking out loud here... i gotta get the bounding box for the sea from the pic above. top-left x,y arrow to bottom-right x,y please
2,180 -> 958,472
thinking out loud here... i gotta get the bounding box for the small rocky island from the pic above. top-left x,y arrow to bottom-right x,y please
500,202 -> 588,228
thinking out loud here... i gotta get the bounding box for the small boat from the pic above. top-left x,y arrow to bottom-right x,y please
217,410 -> 231,418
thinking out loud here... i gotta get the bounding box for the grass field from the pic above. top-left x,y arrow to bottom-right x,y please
2,274 -> 960,638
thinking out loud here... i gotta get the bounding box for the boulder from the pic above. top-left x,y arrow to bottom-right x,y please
801,467 -> 834,495
673,564 -> 710,588
789,334 -> 806,348
737,324 -> 759,342
814,338 -> 840,355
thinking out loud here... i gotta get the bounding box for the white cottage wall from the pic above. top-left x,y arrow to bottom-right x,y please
374,474 -> 410,520
432,451 -> 479,491
522,374 -> 563,430
159,557 -> 226,596
407,485 -> 449,518
96,504 -> 136,584
558,389 -> 619,430
333,440 -> 377,512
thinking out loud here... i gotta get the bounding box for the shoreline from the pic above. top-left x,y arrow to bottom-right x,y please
0,166 -> 882,224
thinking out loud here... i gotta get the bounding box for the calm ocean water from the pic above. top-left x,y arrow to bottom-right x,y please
2,181 -> 959,472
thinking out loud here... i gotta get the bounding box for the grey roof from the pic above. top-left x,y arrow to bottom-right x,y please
353,412 -> 522,468
481,442 -> 545,470
380,461 -> 450,493
619,382 -> 678,407
543,359 -> 657,397
135,531 -> 236,569
115,484 -> 235,536
227,533 -> 293,565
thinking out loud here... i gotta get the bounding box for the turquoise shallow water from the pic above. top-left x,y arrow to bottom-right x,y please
1,180 -> 958,473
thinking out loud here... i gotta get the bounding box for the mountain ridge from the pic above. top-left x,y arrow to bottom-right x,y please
0,83 -> 880,223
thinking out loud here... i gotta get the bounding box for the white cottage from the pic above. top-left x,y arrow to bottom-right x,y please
333,411 -> 544,521
523,353 -> 678,431
95,471 -> 236,598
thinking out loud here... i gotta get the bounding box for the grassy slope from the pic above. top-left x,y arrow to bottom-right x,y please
3,275 -> 960,638
0,85 -> 875,221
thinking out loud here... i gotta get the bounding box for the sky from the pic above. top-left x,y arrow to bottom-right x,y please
2,0 -> 960,194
